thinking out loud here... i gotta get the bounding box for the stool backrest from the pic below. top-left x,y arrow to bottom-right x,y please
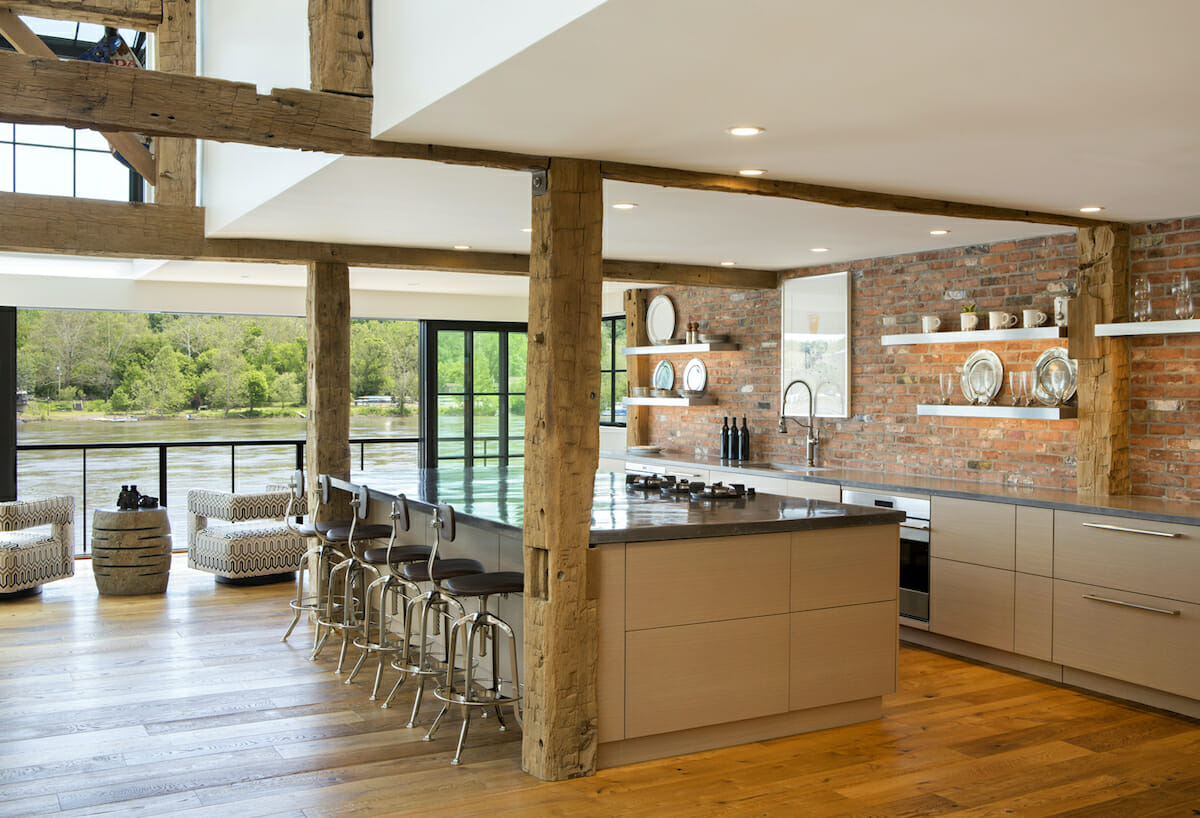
384,495 -> 410,566
425,503 -> 456,579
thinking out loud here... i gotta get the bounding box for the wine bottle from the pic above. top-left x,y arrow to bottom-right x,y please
739,417 -> 750,461
720,417 -> 731,460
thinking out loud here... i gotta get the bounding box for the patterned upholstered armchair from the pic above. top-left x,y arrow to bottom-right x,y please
187,486 -> 310,583
0,495 -> 75,595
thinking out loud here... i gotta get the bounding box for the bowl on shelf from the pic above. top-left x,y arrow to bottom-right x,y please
679,389 -> 705,398
650,388 -> 675,397
663,338 -> 687,345
698,333 -> 729,343
631,386 -> 650,397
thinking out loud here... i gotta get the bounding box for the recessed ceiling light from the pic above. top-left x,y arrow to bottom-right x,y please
612,202 -> 638,210
738,168 -> 766,176
929,229 -> 951,236
520,227 -> 532,233
720,261 -> 736,267
727,126 -> 765,137
810,247 -> 830,253
453,244 -> 471,250
239,274 -> 250,279
1079,205 -> 1105,213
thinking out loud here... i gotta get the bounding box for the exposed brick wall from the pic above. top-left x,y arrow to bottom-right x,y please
641,217 -> 1200,499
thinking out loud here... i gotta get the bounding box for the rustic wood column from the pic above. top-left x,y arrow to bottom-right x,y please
1070,225 -> 1131,495
306,261 -> 351,517
522,158 -> 604,780
624,289 -> 649,448
308,0 -> 372,96
154,0 -> 196,205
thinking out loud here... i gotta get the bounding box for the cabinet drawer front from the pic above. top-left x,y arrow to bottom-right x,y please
709,469 -> 792,497
1054,511 -> 1200,604
790,481 -> 841,503
1053,579 -> 1200,700
1015,505 -> 1054,577
789,601 -> 896,710
626,533 -> 790,630
625,615 -> 789,738
930,558 -> 1014,652
790,525 -> 897,611
932,496 -> 1015,569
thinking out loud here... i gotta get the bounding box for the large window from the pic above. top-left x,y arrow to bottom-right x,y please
600,316 -> 627,426
1,19 -> 145,202
420,322 -> 527,468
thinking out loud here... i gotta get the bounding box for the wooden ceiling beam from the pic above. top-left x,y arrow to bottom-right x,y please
0,0 -> 161,29
0,192 -> 771,288
308,0 -> 371,97
600,162 -> 1109,229
0,51 -> 548,170
0,11 -> 157,183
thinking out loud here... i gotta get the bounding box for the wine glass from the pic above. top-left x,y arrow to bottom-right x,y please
939,373 -> 956,405
1008,371 -> 1025,407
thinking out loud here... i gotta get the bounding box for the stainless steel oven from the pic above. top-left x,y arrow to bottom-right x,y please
842,489 -> 931,624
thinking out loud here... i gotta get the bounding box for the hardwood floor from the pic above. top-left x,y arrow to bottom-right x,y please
1,555 -> 1197,817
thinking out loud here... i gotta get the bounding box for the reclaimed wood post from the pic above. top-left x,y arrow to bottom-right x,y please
309,0 -> 372,97
306,261 -> 352,519
154,0 -> 196,205
522,158 -> 604,780
1070,224 -> 1131,495
624,289 -> 650,448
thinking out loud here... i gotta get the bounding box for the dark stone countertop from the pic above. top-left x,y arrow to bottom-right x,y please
610,450 -> 1200,527
332,467 -> 905,544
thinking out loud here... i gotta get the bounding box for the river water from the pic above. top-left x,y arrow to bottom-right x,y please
16,415 -> 421,553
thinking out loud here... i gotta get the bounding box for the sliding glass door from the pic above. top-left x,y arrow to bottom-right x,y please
419,321 -> 527,468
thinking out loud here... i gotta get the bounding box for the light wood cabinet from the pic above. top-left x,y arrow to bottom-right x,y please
930,557 -> 1014,652
1015,505 -> 1053,577
791,481 -> 841,502
931,496 -> 1015,569
709,468 -> 791,496
790,525 -> 897,612
1014,572 -> 1053,660
1054,511 -> 1200,604
1053,579 -> 1200,700
790,601 -> 896,710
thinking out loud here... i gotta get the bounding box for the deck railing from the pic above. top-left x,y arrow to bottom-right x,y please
16,436 -> 420,555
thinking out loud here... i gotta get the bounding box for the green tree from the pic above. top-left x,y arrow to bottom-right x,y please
242,369 -> 269,414
134,347 -> 189,413
271,371 -> 301,408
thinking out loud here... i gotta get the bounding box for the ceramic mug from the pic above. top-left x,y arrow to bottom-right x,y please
1022,309 -> 1047,328
960,312 -> 979,331
988,311 -> 1017,330
1053,296 -> 1070,327
921,315 -> 941,333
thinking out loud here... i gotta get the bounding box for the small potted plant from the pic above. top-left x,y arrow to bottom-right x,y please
960,302 -> 978,331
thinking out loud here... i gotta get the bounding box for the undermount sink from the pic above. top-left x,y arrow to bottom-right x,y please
742,462 -> 830,474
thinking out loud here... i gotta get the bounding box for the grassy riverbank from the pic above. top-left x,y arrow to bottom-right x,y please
19,400 -> 415,422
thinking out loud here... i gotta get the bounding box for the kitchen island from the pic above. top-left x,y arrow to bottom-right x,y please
331,467 -> 904,766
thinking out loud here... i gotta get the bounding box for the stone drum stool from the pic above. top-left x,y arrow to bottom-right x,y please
91,507 -> 172,595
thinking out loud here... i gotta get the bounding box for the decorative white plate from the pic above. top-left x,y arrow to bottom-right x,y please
652,359 -> 675,390
1032,347 -> 1077,405
646,295 -> 676,345
961,350 -> 1003,404
681,358 -> 707,393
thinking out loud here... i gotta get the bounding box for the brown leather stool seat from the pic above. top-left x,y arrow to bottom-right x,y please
362,544 -> 432,565
401,558 -> 485,584
441,571 -> 523,597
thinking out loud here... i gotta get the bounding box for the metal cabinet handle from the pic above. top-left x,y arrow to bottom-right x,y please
1081,522 -> 1181,538
1082,594 -> 1181,616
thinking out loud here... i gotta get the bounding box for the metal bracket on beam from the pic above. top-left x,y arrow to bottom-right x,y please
531,170 -> 547,197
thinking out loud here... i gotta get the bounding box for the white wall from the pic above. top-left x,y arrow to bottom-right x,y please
372,0 -> 606,139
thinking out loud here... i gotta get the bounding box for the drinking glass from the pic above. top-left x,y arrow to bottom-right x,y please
1132,275 -> 1152,322
939,373 -> 956,405
1175,272 -> 1194,320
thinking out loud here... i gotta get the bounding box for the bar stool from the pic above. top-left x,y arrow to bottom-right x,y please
316,484 -> 393,673
425,544 -> 524,765
381,504 -> 484,729
344,495 -> 432,700
281,472 -> 352,647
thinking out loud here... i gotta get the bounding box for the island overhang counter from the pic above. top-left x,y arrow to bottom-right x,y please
327,468 -> 904,767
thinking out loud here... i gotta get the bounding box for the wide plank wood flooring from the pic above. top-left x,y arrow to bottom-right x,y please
1,555 -> 1198,816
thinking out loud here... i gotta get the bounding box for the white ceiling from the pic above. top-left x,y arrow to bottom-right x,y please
13,0 -> 1200,310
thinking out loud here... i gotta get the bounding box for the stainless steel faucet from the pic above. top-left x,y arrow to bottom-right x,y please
779,379 -> 821,466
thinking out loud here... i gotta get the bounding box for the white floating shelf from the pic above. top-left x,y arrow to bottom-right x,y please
1094,319 -> 1200,337
624,396 -> 717,407
623,342 -> 739,355
881,326 -> 1067,346
917,403 -> 1077,420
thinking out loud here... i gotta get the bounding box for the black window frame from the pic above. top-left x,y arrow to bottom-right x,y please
600,315 -> 627,427
419,320 -> 528,469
